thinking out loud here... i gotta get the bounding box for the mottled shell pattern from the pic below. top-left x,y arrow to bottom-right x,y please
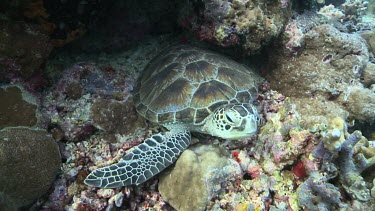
133,45 -> 263,126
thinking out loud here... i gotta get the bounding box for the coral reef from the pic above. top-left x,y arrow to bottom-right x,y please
321,116 -> 347,153
341,0 -> 369,23
309,118 -> 375,209
297,172 -> 346,210
208,92 -> 375,210
253,97 -> 311,173
362,61 -> 375,87
267,23 -> 375,123
360,28 -> 375,53
159,144 -> 241,211
179,0 -> 291,54
0,20 -> 52,82
270,24 -> 369,97
0,85 -> 39,129
90,98 -> 145,141
318,4 -> 345,22
0,127 -> 61,210
342,85 -> 375,122
0,0 -> 372,208
42,62 -> 137,142
206,90 -> 312,210
338,131 -> 372,201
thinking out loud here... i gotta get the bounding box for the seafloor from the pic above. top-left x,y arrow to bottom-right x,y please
0,0 -> 375,210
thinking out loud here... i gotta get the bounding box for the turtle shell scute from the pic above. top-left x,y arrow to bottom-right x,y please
134,45 -> 263,125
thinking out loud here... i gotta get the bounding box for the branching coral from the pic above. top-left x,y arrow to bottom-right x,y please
321,116 -> 348,153
297,172 -> 347,210
312,122 -> 375,202
338,131 -> 374,201
299,116 -> 375,209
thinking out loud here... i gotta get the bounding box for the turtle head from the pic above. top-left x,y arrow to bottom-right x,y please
203,104 -> 262,140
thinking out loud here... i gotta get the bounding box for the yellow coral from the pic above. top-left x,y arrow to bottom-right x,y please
354,136 -> 375,158
215,27 -> 227,43
329,117 -> 346,132
254,206 -> 262,211
235,203 -> 248,211
322,117 -> 347,152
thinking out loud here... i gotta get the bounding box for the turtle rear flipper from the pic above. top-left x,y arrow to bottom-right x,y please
84,129 -> 191,188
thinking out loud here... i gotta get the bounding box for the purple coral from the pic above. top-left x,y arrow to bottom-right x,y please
312,130 -> 373,202
297,172 -> 347,210
338,131 -> 372,201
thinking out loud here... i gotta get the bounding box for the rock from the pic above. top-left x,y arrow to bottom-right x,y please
0,85 -> 39,129
342,86 -> 375,122
158,144 -> 241,211
372,179 -> 375,198
363,62 -> 375,88
179,0 -> 291,54
292,96 -> 349,125
267,24 -> 374,124
0,127 -> 61,210
90,98 -> 144,140
0,20 -> 52,82
360,29 -> 375,55
268,24 -> 369,98
42,62 -> 133,142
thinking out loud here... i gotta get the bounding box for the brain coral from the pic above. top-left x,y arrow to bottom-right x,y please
0,127 -> 61,210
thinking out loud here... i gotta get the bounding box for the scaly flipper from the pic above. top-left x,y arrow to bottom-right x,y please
84,129 -> 191,188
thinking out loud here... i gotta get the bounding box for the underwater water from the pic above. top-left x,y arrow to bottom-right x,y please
0,0 -> 375,210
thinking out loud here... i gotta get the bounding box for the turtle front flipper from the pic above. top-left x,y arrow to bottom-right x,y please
84,129 -> 191,188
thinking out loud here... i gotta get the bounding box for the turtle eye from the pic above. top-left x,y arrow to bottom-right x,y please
226,114 -> 234,123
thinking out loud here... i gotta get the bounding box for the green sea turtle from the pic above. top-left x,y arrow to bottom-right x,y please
84,45 -> 263,188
